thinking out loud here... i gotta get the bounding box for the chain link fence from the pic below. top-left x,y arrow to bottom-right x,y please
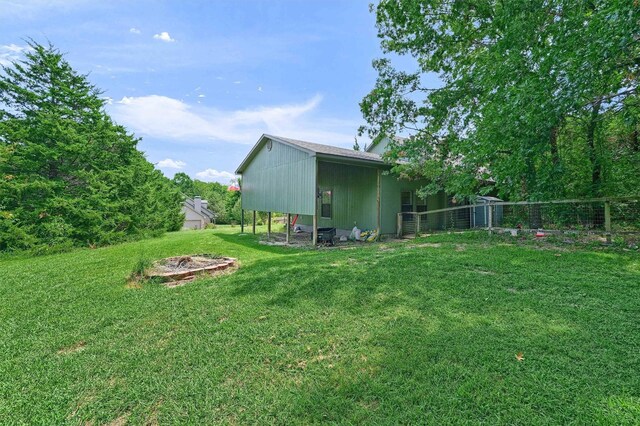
397,197 -> 640,238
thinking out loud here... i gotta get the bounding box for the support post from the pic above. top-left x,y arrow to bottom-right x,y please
604,200 -> 612,244
252,211 -> 256,234
415,213 -> 420,239
488,203 -> 493,234
313,158 -> 318,246
312,214 -> 318,246
239,181 -> 244,233
397,213 -> 403,238
267,212 -> 271,239
376,169 -> 381,241
286,213 -> 291,244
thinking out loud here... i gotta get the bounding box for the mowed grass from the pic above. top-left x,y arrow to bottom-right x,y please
1,227 -> 639,425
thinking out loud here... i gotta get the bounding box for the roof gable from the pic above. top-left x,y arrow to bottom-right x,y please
236,134 -> 385,174
183,199 -> 216,219
366,135 -> 407,155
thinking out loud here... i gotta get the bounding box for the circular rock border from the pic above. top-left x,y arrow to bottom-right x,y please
146,255 -> 238,287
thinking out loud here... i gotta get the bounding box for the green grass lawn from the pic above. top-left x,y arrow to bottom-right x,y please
1,227 -> 639,425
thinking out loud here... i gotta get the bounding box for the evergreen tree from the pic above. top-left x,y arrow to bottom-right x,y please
0,41 -> 183,251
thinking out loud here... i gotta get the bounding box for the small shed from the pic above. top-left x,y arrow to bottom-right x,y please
472,196 -> 503,228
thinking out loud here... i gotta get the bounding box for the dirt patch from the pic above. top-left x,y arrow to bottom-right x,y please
145,400 -> 163,426
125,280 -> 142,289
407,243 -> 442,249
474,270 -> 497,275
146,254 -> 238,287
57,341 -> 86,355
106,413 -> 129,426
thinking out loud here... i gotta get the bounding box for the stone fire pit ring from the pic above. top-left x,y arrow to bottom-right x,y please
146,254 -> 238,286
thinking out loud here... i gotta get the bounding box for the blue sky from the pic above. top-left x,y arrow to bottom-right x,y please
0,0 -> 420,184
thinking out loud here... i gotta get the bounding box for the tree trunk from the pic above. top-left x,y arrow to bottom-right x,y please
631,129 -> 639,152
549,125 -> 560,166
586,99 -> 602,196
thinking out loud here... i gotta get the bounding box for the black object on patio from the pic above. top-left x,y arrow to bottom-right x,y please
313,227 -> 336,245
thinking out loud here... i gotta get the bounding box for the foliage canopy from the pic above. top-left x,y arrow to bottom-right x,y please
0,42 -> 183,252
361,0 -> 640,200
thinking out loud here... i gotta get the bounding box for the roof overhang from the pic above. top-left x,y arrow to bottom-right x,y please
315,153 -> 389,169
236,134 -> 390,174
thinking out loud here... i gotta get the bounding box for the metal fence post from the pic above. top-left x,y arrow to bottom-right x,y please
604,200 -> 612,244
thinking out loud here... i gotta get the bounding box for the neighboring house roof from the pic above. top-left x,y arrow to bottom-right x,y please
183,198 -> 217,220
236,134 -> 386,174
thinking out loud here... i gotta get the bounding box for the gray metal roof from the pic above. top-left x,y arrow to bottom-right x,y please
236,134 -> 385,173
270,135 -> 383,162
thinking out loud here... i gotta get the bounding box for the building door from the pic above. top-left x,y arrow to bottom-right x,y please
401,191 -> 413,220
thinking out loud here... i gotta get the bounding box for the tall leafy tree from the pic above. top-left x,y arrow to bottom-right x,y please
0,41 -> 183,251
361,0 -> 639,200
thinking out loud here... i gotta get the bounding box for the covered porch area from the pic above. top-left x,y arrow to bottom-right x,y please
241,158 -> 383,245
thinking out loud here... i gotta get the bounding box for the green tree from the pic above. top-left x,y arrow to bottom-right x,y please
0,41 -> 183,251
361,1 -> 639,200
172,172 -> 195,196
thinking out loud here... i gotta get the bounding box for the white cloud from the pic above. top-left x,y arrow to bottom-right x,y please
153,32 -> 175,42
129,27 -> 141,34
157,158 -> 186,169
195,169 -> 237,184
0,44 -> 29,67
110,93 -> 360,147
197,94 -> 205,98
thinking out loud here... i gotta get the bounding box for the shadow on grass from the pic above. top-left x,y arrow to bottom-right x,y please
213,231 -> 304,256
213,240 -> 640,422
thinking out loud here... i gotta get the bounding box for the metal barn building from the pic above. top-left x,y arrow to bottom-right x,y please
235,134 -> 447,243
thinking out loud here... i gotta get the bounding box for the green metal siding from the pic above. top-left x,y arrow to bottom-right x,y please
380,175 -> 447,233
296,161 -> 378,231
241,139 -> 316,215
317,161 -> 378,230
367,136 -> 392,155
297,162 -> 447,234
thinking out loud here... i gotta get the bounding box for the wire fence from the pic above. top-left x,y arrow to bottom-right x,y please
397,197 -> 640,238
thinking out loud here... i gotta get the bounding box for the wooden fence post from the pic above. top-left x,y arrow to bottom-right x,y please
604,200 -> 612,244
376,169 -> 381,241
267,212 -> 271,239
252,211 -> 256,234
488,203 -> 493,234
312,214 -> 318,246
397,213 -> 403,238
415,213 -> 420,239
286,213 -> 290,244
